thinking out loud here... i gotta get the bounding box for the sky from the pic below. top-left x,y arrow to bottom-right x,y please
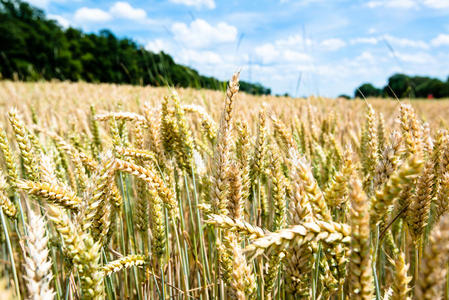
25,0 -> 449,97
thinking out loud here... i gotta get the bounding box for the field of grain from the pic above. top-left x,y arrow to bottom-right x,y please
0,74 -> 449,299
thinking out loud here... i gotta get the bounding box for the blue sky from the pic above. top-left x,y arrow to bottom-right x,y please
26,0 -> 449,97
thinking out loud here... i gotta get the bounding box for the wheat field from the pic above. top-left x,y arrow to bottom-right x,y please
0,74 -> 449,299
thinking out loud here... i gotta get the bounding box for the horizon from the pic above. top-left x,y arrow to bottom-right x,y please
25,0 -> 449,97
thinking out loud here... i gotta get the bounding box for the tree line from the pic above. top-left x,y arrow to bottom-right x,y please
355,73 -> 449,99
0,0 -> 271,95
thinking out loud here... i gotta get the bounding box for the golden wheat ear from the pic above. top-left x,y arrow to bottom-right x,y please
23,209 -> 54,300
348,178 -> 374,299
415,215 -> 449,299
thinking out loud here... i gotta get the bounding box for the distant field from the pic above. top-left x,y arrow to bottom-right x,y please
0,78 -> 448,299
1,80 -> 449,123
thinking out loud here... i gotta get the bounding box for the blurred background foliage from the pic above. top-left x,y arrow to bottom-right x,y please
355,73 -> 449,99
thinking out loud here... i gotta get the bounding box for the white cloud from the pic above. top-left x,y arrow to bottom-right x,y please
73,3 -> 151,24
366,1 -> 382,8
350,37 -> 379,45
254,44 -> 280,64
366,0 -> 418,9
394,52 -> 436,64
355,51 -> 376,63
366,0 -> 449,9
321,38 -> 346,51
423,0 -> 449,9
275,34 -> 313,48
283,50 -> 312,63
169,0 -> 215,9
383,34 -> 429,49
171,19 -> 237,48
271,34 -> 344,52
74,7 -> 112,23
48,14 -> 70,28
351,34 -> 435,49
254,42 -> 312,65
178,50 -> 223,65
431,34 -> 449,46
109,2 -> 147,20
145,39 -> 171,53
254,34 -> 345,66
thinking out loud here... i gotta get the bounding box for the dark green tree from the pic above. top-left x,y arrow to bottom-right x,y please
354,73 -> 449,99
354,83 -> 382,98
382,74 -> 410,98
